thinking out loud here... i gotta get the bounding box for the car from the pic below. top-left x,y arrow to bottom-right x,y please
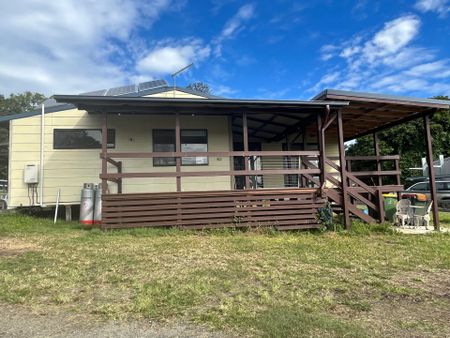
402,180 -> 450,209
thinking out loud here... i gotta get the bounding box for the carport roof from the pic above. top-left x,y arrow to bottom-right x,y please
313,89 -> 450,140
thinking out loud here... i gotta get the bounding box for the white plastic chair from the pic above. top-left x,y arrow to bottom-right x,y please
413,201 -> 433,229
395,199 -> 412,227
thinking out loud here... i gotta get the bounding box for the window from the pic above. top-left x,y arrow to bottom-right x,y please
410,182 -> 429,191
153,129 -> 208,166
437,182 -> 450,191
54,129 -> 115,149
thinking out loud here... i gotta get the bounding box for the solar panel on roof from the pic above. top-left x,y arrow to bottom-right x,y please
77,79 -> 169,97
106,84 -> 136,96
138,79 -> 167,91
80,89 -> 107,96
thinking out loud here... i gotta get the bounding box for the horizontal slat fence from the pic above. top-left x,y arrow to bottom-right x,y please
102,188 -> 325,230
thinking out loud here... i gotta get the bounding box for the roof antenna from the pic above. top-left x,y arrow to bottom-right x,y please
171,63 -> 193,98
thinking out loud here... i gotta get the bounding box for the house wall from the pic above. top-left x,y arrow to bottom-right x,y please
8,90 -> 231,207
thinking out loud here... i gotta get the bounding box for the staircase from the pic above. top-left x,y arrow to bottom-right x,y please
322,157 -> 389,224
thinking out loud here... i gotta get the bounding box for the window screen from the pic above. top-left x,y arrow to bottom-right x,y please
53,129 -> 115,149
153,129 -> 208,166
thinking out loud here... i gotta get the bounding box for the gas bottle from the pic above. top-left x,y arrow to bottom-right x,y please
80,183 -> 95,225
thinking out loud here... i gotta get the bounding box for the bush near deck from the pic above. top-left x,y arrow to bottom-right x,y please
0,214 -> 449,337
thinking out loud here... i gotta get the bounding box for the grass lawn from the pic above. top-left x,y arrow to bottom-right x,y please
1,214 -> 449,337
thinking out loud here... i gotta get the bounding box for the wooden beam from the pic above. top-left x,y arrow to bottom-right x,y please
101,112 -> 108,195
316,112 -> 325,191
243,112 -> 250,188
245,115 -> 292,128
323,111 -> 337,131
346,108 -> 436,141
337,110 -> 351,229
102,168 -> 321,179
105,150 -> 320,158
249,115 -> 277,137
232,123 -> 278,135
269,113 -> 318,142
373,133 -> 384,222
424,114 -> 440,230
175,113 -> 181,192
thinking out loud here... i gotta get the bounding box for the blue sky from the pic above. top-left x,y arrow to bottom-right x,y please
1,0 -> 449,99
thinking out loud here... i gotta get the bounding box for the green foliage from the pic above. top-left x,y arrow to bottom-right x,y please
0,91 -> 46,179
186,82 -> 211,95
0,92 -> 46,116
317,202 -> 335,231
347,96 -> 450,182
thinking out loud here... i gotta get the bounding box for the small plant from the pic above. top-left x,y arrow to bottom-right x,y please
317,202 -> 335,231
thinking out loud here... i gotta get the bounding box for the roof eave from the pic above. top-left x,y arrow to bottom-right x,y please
52,95 -> 349,109
313,88 -> 450,109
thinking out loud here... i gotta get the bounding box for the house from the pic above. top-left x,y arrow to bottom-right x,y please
0,81 -> 449,230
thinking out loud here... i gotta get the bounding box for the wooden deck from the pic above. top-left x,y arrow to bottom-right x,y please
102,188 -> 325,230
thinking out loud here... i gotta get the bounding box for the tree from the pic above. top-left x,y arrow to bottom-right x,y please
346,96 -> 450,182
186,82 -> 211,95
0,91 -> 46,179
0,91 -> 46,116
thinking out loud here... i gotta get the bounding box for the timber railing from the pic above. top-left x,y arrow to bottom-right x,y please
324,155 -> 403,223
100,150 -> 321,192
101,188 -> 326,230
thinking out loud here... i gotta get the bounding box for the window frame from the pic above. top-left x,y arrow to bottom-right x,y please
53,128 -> 116,150
152,128 -> 209,167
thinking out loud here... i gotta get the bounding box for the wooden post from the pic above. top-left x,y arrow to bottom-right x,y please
65,205 -> 72,221
373,133 -> 384,222
175,113 -> 181,192
242,112 -> 250,189
373,133 -> 383,186
395,158 -> 401,200
101,112 -> 108,196
336,110 -> 351,229
424,114 -> 440,230
316,113 -> 325,193
117,161 -> 123,194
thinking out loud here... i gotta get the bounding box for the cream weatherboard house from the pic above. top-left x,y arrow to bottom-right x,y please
1,79 -> 448,230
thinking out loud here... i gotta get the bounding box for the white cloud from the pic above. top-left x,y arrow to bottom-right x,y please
414,0 -> 450,16
311,15 -> 450,97
0,0 -> 179,95
405,60 -> 450,78
363,15 -> 420,63
136,39 -> 211,75
320,44 -> 339,61
213,3 -> 256,57
211,84 -> 238,96
307,71 -> 341,93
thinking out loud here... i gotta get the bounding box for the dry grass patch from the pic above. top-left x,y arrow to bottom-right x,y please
0,237 -> 40,257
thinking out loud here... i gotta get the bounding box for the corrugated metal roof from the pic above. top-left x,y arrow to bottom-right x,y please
313,89 -> 450,108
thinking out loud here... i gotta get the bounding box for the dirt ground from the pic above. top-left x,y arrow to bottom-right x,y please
0,304 -> 230,338
0,237 -> 40,257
